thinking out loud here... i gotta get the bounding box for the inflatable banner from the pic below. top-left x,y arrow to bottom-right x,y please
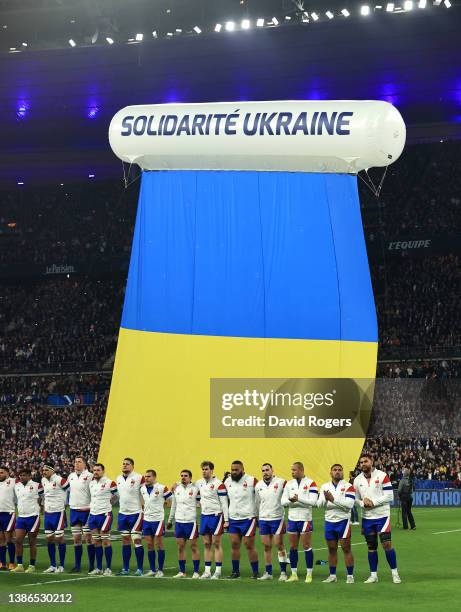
100,100 -> 405,485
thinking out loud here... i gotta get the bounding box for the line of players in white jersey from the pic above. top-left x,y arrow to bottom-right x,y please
0,453 -> 401,583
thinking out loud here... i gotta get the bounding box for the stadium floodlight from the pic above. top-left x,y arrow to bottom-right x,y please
418,0 -> 426,7
22,42 -> 27,47
285,15 -> 292,20
175,29 -> 182,33
106,37 -> 114,44
311,12 -> 319,21
256,18 -> 265,27
434,0 -> 442,5
166,32 -> 173,36
326,11 -> 334,19
135,33 -> 143,41
272,17 -> 279,25
152,31 -> 157,38
386,2 -> 395,11
361,5 -> 371,16
193,26 -> 202,34
88,174 -> 95,179
225,21 -> 235,31
404,1 -> 413,10
214,23 -> 222,32
241,19 -> 250,29
444,0 -> 451,7
68,39 -> 76,47
341,9 -> 350,17
17,181 -> 24,185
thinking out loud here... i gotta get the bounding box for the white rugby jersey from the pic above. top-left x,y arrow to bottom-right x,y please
15,480 -> 43,517
224,474 -> 258,520
141,483 -> 172,522
255,476 -> 286,520
0,477 -> 16,513
68,470 -> 93,510
354,469 -> 394,520
168,483 -> 200,523
89,477 -> 117,515
42,473 -> 69,513
116,471 -> 145,515
196,476 -> 229,520
281,477 -> 318,521
317,480 -> 356,522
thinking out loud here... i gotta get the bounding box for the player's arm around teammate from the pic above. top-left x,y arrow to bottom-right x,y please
167,469 -> 200,578
224,461 -> 259,579
196,461 -> 228,580
88,463 -> 117,576
41,465 -> 69,573
140,469 -> 172,577
115,457 -> 145,576
68,456 -> 95,574
11,469 -> 43,573
0,465 -> 17,570
317,464 -> 355,584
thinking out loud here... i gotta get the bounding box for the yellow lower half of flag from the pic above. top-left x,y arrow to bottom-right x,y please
99,327 -> 377,484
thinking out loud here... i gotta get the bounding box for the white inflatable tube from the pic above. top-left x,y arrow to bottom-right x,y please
109,100 -> 406,174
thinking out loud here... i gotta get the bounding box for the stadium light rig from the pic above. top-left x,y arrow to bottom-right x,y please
135,33 -> 143,41
256,18 -> 265,27
361,5 -> 371,15
341,9 -> 351,16
326,11 -> 334,19
225,21 -> 235,31
418,0 -> 427,7
214,23 -> 222,32
386,2 -> 395,11
106,37 -> 114,44
404,1 -> 413,10
241,19 -> 250,29
68,39 -> 76,47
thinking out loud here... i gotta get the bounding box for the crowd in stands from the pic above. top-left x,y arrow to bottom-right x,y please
361,140 -> 461,239
375,254 -> 460,357
0,372 -> 111,406
368,377 -> 461,437
377,359 -> 461,379
0,279 -> 123,373
0,393 -> 108,477
361,437 -> 461,486
0,182 -> 136,266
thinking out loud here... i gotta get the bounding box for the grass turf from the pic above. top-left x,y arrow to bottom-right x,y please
0,507 -> 459,611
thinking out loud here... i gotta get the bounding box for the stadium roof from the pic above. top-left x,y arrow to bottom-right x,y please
0,0 -> 460,185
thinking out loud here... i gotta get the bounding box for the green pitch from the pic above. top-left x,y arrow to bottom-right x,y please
0,507 -> 459,611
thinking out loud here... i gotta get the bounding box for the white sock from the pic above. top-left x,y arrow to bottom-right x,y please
371,571 -> 378,578
306,569 -> 313,576
291,568 -> 298,575
391,568 -> 399,575
214,567 -> 221,574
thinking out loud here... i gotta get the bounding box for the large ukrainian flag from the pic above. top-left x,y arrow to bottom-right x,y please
99,170 -> 377,484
